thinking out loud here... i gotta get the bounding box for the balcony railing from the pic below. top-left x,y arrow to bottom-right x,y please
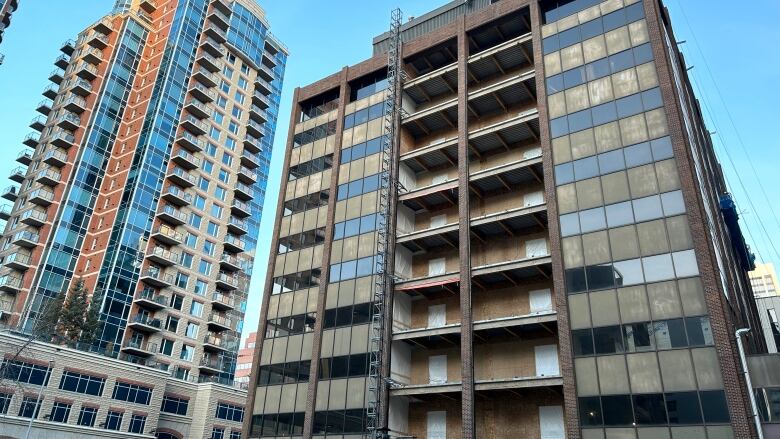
129,314 -> 162,329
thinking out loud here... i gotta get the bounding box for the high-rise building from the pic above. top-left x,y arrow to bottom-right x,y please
0,0 -> 20,64
0,0 -> 285,416
750,263 -> 777,298
750,263 -> 780,353
236,331 -> 258,385
243,0 -> 765,438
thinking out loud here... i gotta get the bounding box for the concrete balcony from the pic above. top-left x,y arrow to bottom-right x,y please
252,90 -> 270,109
56,112 -> 81,131
219,253 -> 242,272
139,0 -> 157,13
262,50 -> 277,67
189,82 -> 216,103
237,166 -> 257,184
166,167 -> 197,188
11,230 -> 39,248
9,166 -> 25,184
54,54 -> 69,69
234,182 -> 255,201
28,188 -> 55,206
48,68 -> 64,85
42,149 -> 68,167
23,132 -> 40,147
245,118 -> 263,138
127,314 -> 162,333
184,98 -> 210,119
199,354 -> 226,374
243,134 -> 262,154
139,269 -> 173,288
240,150 -> 261,170
134,288 -> 167,311
5,251 -> 32,271
157,204 -> 188,226
175,132 -> 205,153
211,0 -> 231,15
181,115 -> 208,136
93,17 -> 113,35
33,168 -> 61,187
60,39 -> 75,56
20,208 -> 48,227
42,84 -> 58,100
146,246 -> 179,266
0,275 -> 23,293
215,272 -> 238,291
70,78 -> 93,96
211,292 -> 235,311
0,204 -> 10,221
207,312 -> 234,332
16,150 -> 32,166
49,129 -> 76,148
171,149 -> 201,170
223,234 -> 245,253
36,99 -> 52,115
226,216 -> 248,235
121,339 -> 157,357
74,62 -> 98,81
63,96 -> 88,114
196,52 -> 222,73
203,333 -> 239,352
254,77 -> 272,96
258,64 -> 275,83
230,199 -> 251,218
82,46 -> 102,65
87,32 -> 109,49
192,67 -> 217,88
161,185 -> 192,207
207,7 -> 229,29
29,115 -> 46,132
151,223 -> 184,244
1,186 -> 18,202
201,37 -> 225,58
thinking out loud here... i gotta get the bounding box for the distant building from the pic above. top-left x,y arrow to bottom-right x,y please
235,331 -> 257,385
751,263 -> 780,352
0,0 -> 20,64
750,262 -> 778,298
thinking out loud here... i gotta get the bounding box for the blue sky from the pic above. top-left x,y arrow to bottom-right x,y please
0,0 -> 778,338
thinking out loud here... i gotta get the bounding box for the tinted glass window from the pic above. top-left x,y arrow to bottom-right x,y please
665,392 -> 702,424
578,396 -> 603,426
602,395 -> 633,426
633,393 -> 667,425
593,326 -> 624,354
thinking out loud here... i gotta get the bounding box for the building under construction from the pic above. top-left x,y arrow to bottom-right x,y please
243,0 -> 766,438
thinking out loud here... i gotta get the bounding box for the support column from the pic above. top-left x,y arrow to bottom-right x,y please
457,16 -> 475,439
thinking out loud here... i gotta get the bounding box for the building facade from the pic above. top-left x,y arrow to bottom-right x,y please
243,0 -> 765,438
750,263 -> 777,299
236,332 -> 257,385
750,264 -> 780,353
0,0 -> 285,427
0,0 -> 20,64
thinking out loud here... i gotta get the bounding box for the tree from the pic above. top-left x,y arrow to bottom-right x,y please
32,292 -> 65,343
58,279 -> 90,345
79,288 -> 103,346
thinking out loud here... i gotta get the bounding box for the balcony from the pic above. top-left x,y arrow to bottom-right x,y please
54,54 -> 69,69
82,47 -> 102,65
29,115 -> 46,132
243,134 -> 262,154
161,185 -> 192,206
254,77 -> 272,96
246,118 -> 263,137
135,288 -> 168,310
166,167 -> 197,188
36,99 -> 53,115
11,230 -> 39,248
121,339 -> 157,357
94,17 -> 113,35
151,223 -> 184,244
42,84 -> 58,100
70,78 -> 92,96
42,149 -> 68,167
147,246 -> 179,266
211,292 -> 235,311
87,32 -> 109,49
207,312 -> 234,332
23,132 -> 40,147
262,51 -> 277,68
234,182 -> 255,201
139,269 -> 173,288
249,105 -> 268,124
0,275 -> 23,293
196,52 -> 222,72
60,39 -> 75,56
184,99 -> 210,119
219,253 -> 242,272
201,37 -> 225,58
231,199 -> 251,218
127,314 -> 162,333
223,234 -> 245,253
207,7 -> 230,29
29,188 -> 55,206
215,272 -> 238,291
204,23 -> 227,43
252,90 -> 270,109
139,0 -> 157,13
34,168 -> 61,187
171,150 -> 200,171
258,63 -> 274,82
50,129 -> 76,148
181,115 -> 208,136
20,208 -> 48,227
5,252 -> 32,271
48,68 -> 64,85
2,186 -> 18,202
0,204 -> 10,221
211,0 -> 231,15
193,67 -> 217,88
56,112 -> 81,131
63,96 -> 88,114
227,216 -> 248,235
75,63 -> 98,81
203,333 -> 239,352
157,203 -> 188,226
237,166 -> 257,184
176,132 -> 205,152
199,354 -> 226,374
9,166 -> 26,184
16,150 -> 33,166
189,83 -> 216,103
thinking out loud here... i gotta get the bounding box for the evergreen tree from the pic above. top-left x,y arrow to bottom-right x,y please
80,288 -> 103,346
58,279 -> 89,345
32,292 -> 65,343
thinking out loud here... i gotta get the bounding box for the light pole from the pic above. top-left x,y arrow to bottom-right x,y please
24,359 -> 54,439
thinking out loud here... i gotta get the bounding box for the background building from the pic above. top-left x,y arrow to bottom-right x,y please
750,263 -> 780,353
0,0 -> 286,436
235,331 -> 257,385
750,263 -> 777,298
243,0 -> 765,438
0,0 -> 20,64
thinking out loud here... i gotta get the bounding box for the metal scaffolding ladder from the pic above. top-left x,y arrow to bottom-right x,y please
367,7 -> 403,439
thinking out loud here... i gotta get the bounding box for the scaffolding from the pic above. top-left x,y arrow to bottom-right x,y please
367,7 -> 403,439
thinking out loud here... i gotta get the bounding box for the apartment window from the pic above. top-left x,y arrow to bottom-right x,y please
206,143 -> 218,157
18,396 -> 41,418
195,279 -> 209,296
166,316 -> 179,333
128,414 -> 147,434
330,256 -> 376,282
234,91 -> 245,105
112,382 -> 153,405
199,260 -> 213,276
215,186 -> 227,201
160,339 -> 174,356
220,80 -> 230,93
181,252 -> 194,269
240,64 -> 249,75
203,240 -> 216,256
210,126 -> 221,141
337,173 -> 381,200
161,395 -> 189,416
189,213 -> 202,229
227,53 -> 236,64
0,393 -> 11,414
232,106 -> 243,118
221,152 -> 233,166
1,359 -> 51,386
194,194 -> 207,210
199,177 -> 211,192
225,137 -> 236,150
59,370 -> 105,396
175,272 -> 189,289
214,111 -> 224,125
169,294 -> 184,310
216,403 -> 244,422
219,169 -> 230,183
77,406 -> 98,426
211,204 -> 224,219
204,160 -> 214,174
207,221 -> 220,237
228,121 -> 239,135
190,301 -> 204,317
180,345 -> 195,361
217,96 -> 227,109
186,322 -> 200,339
238,77 -> 248,90
49,401 -> 71,423
223,65 -> 234,78
104,410 -> 123,430
212,428 -> 225,439
230,430 -> 241,439
185,232 -> 198,248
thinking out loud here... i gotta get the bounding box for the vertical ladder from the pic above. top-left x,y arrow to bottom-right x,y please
367,7 -> 403,439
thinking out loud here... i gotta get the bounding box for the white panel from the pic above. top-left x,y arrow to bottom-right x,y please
428,304 -> 446,328
390,342 -> 411,385
523,146 -> 543,159
428,355 -> 447,384
535,344 -> 560,376
397,205 -> 415,234
395,246 -> 413,280
431,174 -> 448,185
398,163 -> 416,193
524,190 -> 544,207
529,288 -> 553,313
393,293 -> 411,330
428,257 -> 446,276
429,214 -> 447,229
539,405 -> 565,439
426,411 -> 447,439
389,397 -> 409,434
526,238 -> 548,258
